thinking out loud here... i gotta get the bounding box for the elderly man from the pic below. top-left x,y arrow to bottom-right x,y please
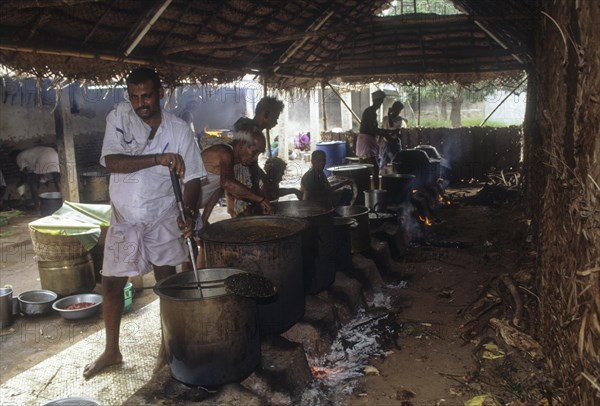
83,67 -> 205,378
198,126 -> 274,221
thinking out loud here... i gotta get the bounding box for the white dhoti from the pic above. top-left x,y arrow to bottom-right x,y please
101,205 -> 188,278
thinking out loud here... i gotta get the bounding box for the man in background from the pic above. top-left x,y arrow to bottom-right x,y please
230,96 -> 284,216
10,145 -> 61,209
357,90 -> 388,179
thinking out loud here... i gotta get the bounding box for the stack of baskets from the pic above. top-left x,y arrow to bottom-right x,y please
30,227 -> 99,297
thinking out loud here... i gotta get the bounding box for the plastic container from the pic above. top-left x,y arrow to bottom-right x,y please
123,282 -> 133,314
316,141 -> 346,176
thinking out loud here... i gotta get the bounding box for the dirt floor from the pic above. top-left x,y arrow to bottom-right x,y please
0,184 -> 554,405
336,190 -> 551,406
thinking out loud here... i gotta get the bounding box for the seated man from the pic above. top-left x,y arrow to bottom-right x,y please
261,157 -> 301,202
301,150 -> 354,208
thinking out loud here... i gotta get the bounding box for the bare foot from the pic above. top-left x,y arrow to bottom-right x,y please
153,342 -> 168,374
83,351 -> 123,379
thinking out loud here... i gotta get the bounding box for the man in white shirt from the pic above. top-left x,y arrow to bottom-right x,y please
83,67 -> 206,379
11,145 -> 61,207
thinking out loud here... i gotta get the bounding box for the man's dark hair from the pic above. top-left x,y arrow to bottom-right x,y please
126,67 -> 161,91
391,101 -> 404,112
312,150 -> 326,160
255,96 -> 284,115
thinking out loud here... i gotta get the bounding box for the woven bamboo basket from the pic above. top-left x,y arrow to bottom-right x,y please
29,227 -> 97,261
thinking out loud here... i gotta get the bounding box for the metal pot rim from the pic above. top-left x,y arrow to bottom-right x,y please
199,215 -> 307,244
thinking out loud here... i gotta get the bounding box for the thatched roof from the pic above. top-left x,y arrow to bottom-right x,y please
0,0 -> 535,87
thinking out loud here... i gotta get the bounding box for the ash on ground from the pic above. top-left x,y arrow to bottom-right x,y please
300,306 -> 401,405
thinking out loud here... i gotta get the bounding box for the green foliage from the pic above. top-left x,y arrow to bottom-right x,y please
380,0 -> 463,16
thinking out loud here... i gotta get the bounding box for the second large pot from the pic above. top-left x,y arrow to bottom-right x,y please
335,206 -> 370,253
274,201 -> 336,294
155,269 -> 260,386
200,216 -> 306,335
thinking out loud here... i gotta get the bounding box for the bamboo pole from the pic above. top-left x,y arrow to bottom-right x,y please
480,75 -> 528,126
321,82 -> 328,131
325,81 -> 361,124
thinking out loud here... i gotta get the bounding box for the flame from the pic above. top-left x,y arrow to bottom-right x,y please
419,216 -> 433,226
438,194 -> 452,206
310,365 -> 343,379
412,189 -> 418,194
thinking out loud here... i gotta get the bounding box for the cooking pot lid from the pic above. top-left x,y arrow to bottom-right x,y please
274,201 -> 334,218
382,173 -> 416,179
328,164 -> 371,172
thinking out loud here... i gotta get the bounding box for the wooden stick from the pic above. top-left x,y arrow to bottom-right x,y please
500,273 -> 523,328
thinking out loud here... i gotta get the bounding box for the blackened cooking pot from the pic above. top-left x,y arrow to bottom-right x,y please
155,268 -> 260,386
380,174 -> 416,204
200,216 -> 307,335
335,206 -> 370,253
328,165 -> 371,205
274,201 -> 335,294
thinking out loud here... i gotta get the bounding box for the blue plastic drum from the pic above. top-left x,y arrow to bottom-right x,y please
316,141 -> 347,176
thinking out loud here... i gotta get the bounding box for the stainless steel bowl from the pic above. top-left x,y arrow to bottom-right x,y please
18,290 -> 58,316
44,397 -> 102,406
52,293 -> 103,320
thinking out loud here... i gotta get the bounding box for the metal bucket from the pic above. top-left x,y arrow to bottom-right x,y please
364,189 -> 388,211
81,172 -> 109,203
37,255 -> 96,297
335,206 -> 370,253
155,269 -> 260,386
39,192 -> 62,216
328,165 -> 371,205
274,201 -> 336,294
0,287 -> 13,328
200,216 -> 307,335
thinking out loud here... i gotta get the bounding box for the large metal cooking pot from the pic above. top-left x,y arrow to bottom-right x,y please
37,255 -> 96,297
333,217 -> 356,272
364,189 -> 388,211
335,206 -> 370,253
155,269 -> 260,386
200,216 -> 307,335
328,164 -> 371,205
81,171 -> 109,203
380,174 -> 416,204
274,201 -> 335,294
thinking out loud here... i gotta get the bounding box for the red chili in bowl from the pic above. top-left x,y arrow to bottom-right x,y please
65,302 -> 95,310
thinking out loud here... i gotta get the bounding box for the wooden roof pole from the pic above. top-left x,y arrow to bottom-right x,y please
274,10 -> 334,73
473,20 -> 524,64
325,81 -> 361,124
321,82 -> 328,131
263,77 -> 272,158
480,75 -> 527,126
124,0 -> 172,57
